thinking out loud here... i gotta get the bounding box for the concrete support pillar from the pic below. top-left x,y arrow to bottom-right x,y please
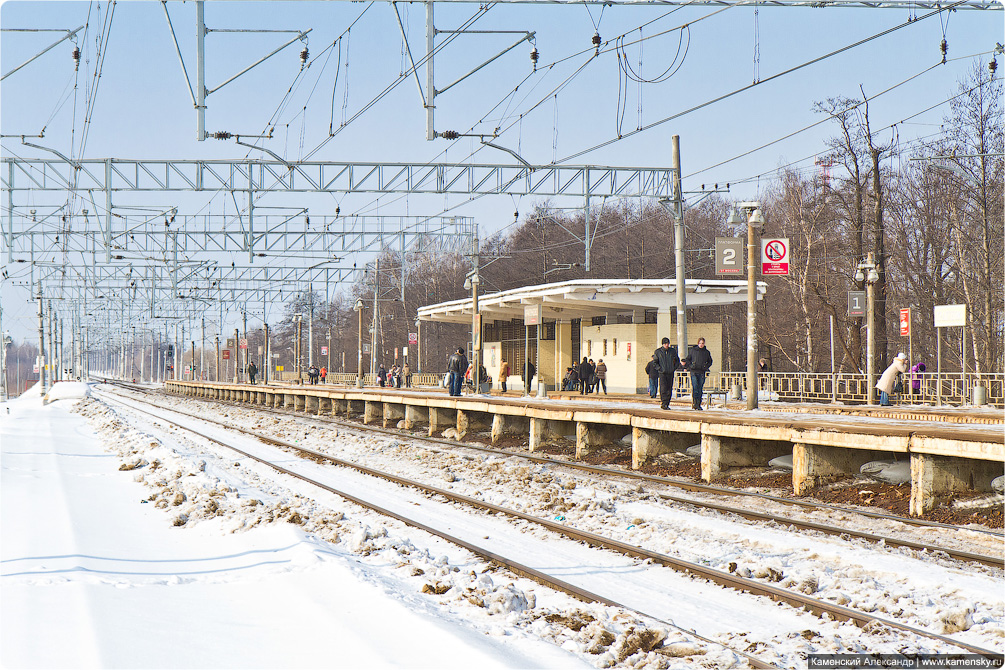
363,400 -> 382,425
701,434 -> 722,482
283,393 -> 295,409
456,410 -> 491,440
632,427 -> 696,470
404,405 -> 429,430
383,402 -> 405,428
910,453 -> 1001,516
529,417 -> 545,452
294,394 -> 306,412
266,392 -> 274,406
319,397 -> 332,415
334,399 -> 348,416
576,422 -> 628,460
428,407 -> 455,436
347,399 -> 365,418
701,434 -> 790,482
491,414 -> 529,444
306,396 -> 319,413
792,443 -> 885,495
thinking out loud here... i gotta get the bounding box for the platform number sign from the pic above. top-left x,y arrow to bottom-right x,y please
848,291 -> 866,317
715,237 -> 743,275
761,238 -> 789,275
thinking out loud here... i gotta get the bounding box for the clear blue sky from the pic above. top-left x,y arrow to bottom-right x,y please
1,0 -> 1001,340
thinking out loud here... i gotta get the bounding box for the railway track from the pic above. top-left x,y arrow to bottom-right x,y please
123,379 -> 1004,566
95,384 -> 1003,663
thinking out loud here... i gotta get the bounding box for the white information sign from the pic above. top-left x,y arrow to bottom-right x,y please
524,305 -> 542,326
933,304 -> 966,328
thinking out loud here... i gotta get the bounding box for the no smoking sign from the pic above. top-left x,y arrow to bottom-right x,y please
760,238 -> 789,276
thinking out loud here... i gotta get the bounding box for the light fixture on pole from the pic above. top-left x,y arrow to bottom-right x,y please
354,298 -> 364,388
728,201 -> 763,410
464,271 -> 481,392
855,253 -> 879,405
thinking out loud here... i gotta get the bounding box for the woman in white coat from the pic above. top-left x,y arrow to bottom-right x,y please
876,352 -> 908,406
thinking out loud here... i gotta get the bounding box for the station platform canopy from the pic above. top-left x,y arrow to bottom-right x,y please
417,278 -> 766,325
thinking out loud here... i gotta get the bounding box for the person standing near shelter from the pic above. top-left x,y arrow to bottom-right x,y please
447,347 -> 468,397
247,361 -> 258,385
910,361 -> 925,395
319,366 -> 327,384
579,357 -> 592,395
877,353 -> 908,406
645,355 -> 658,398
653,337 -> 679,410
499,359 -> 510,392
595,359 -> 608,395
377,364 -> 387,388
524,358 -> 536,395
681,337 -> 712,410
402,361 -> 411,388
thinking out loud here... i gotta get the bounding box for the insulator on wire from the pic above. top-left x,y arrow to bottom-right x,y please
940,38 -> 948,63
592,32 -> 601,50
530,47 -> 539,70
990,59 -> 998,75
72,46 -> 80,71
440,130 -> 460,140
335,206 -> 340,217
211,131 -> 232,140
300,47 -> 309,67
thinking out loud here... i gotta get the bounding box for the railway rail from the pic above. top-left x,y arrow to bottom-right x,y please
122,378 -> 1005,565
94,382 -> 1003,663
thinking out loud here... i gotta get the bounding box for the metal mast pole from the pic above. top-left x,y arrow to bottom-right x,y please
196,1 -> 206,141
425,1 -> 435,140
671,135 -> 688,363
746,215 -> 758,410
371,258 -> 379,375
37,285 -> 45,395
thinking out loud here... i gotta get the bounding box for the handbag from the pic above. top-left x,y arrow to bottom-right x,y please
893,379 -> 904,394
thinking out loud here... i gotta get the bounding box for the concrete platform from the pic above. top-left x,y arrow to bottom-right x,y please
166,381 -> 1004,517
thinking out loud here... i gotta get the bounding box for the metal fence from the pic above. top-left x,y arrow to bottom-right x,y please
686,371 -> 1004,407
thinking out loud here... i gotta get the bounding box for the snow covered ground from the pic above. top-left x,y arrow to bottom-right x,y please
3,382 -> 1002,669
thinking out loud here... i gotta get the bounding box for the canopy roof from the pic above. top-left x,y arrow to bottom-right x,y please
418,278 -> 766,325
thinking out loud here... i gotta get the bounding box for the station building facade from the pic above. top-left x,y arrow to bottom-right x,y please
418,279 -> 762,394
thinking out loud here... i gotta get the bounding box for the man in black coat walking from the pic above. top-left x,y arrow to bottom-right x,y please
446,347 -> 468,396
681,337 -> 713,410
653,337 -> 679,410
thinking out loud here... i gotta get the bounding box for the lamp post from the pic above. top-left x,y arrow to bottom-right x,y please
728,201 -> 764,410
415,318 -> 422,374
855,253 -> 879,405
354,298 -> 364,388
464,271 -> 481,392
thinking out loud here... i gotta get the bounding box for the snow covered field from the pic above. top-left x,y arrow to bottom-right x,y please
3,382 -> 1002,669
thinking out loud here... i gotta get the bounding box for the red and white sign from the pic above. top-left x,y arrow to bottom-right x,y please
760,238 -> 789,275
239,338 -> 248,350
222,349 -> 231,360
408,332 -> 418,344
899,308 -> 911,337
321,346 -> 328,355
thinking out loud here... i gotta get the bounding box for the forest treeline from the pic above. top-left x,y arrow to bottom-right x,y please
274,63 -> 1000,377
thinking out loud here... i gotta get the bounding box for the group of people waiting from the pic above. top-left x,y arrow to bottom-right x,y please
562,358 -> 608,394
876,354 -> 926,406
376,362 -> 411,388
305,365 -> 327,384
646,337 -> 713,411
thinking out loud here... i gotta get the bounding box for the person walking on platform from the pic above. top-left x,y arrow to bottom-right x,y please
579,357 -> 592,395
653,337 -> 679,410
595,359 -> 608,395
377,364 -> 387,387
681,337 -> 712,410
499,359 -> 510,393
645,355 -> 658,398
247,361 -> 258,385
524,358 -> 536,396
447,348 -> 468,397
877,353 -> 908,406
319,366 -> 327,384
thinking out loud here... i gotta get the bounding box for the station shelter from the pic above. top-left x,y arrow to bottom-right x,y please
417,279 -> 765,394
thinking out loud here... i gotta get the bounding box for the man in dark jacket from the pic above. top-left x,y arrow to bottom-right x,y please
578,357 -> 592,395
681,337 -> 713,410
247,361 -> 258,385
524,358 -> 536,395
446,347 -> 468,396
653,337 -> 679,409
645,355 -> 658,398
